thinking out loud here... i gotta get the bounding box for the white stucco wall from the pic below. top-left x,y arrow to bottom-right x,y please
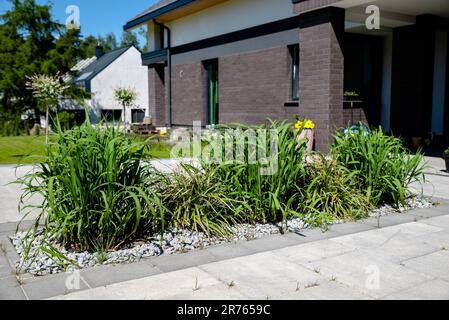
166,0 -> 296,47
89,46 -> 149,124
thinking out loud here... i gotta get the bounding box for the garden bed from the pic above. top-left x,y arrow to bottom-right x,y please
10,196 -> 433,276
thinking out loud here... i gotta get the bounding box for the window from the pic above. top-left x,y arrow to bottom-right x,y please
101,110 -> 122,124
289,44 -> 300,101
131,109 -> 145,124
203,59 -> 219,126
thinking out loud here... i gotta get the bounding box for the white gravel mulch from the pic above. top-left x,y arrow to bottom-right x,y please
10,196 -> 434,276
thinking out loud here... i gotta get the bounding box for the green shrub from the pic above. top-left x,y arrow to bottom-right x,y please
203,120 -> 307,224
19,117 -> 164,252
332,126 -> 425,206
299,154 -> 372,227
156,164 -> 245,236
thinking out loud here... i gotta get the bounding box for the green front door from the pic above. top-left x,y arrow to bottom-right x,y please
205,59 -> 219,126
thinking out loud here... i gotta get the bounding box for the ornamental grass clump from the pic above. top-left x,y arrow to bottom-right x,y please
203,120 -> 307,224
18,116 -> 164,254
332,126 -> 426,206
299,154 -> 372,227
156,164 -> 246,236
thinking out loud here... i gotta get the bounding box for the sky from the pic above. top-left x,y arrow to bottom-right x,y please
0,0 -> 158,42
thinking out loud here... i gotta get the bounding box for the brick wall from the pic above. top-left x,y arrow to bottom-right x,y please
298,7 -> 345,152
169,46 -> 299,127
219,47 -> 298,124
148,65 -> 166,126
171,62 -> 205,126
293,0 -> 341,14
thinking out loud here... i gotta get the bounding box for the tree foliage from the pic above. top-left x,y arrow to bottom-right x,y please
0,0 -> 83,129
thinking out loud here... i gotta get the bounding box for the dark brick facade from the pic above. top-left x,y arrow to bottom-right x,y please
297,7 -> 345,152
293,0 -> 340,14
148,65 -> 166,126
171,62 -> 206,126
219,47 -> 298,124
147,6 -> 346,152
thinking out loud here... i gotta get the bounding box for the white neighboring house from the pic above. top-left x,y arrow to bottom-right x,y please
63,45 -> 149,124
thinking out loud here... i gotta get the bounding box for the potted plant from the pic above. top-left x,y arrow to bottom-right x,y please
444,147 -> 449,173
343,90 -> 360,102
295,116 -> 315,152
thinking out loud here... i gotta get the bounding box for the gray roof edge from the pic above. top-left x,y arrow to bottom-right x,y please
75,45 -> 136,83
124,0 -> 196,31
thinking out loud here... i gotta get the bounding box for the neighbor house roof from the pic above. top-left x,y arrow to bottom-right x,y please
124,0 -> 196,30
63,56 -> 97,83
74,46 -> 132,83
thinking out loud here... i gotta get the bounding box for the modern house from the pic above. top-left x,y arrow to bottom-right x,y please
63,45 -> 149,124
124,0 -> 449,152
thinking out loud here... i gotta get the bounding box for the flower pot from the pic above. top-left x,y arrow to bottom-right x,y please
412,137 -> 423,149
298,129 -> 314,152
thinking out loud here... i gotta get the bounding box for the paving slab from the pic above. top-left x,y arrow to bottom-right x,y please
276,279 -> 370,300
80,261 -> 163,288
240,235 -> 301,253
401,250 -> 449,282
273,239 -> 355,264
199,251 -> 327,300
0,165 -> 40,224
418,215 -> 449,229
327,221 -> 376,234
382,279 -> 449,300
149,249 -> 220,273
0,276 -> 26,300
201,242 -> 255,261
0,253 -> 13,279
51,267 -> 242,300
357,213 -> 418,228
412,230 -> 449,250
21,272 -> 90,300
357,236 -> 442,264
284,228 -> 342,242
302,250 -> 434,299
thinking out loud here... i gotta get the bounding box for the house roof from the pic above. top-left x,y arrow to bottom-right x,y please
63,56 -> 97,82
74,46 -> 132,83
124,0 -> 196,30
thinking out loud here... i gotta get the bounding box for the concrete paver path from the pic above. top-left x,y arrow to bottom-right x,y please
45,210 -> 449,300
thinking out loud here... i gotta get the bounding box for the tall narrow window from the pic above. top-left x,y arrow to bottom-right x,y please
289,45 -> 300,101
204,59 -> 219,126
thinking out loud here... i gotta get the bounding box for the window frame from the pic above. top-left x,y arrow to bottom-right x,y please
289,44 -> 300,102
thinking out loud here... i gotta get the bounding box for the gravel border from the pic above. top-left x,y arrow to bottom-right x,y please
10,196 -> 434,276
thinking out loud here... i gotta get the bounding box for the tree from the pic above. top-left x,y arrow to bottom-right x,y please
113,87 -> 138,124
120,31 -> 139,49
26,73 -> 68,143
0,0 -> 84,135
104,32 -> 117,51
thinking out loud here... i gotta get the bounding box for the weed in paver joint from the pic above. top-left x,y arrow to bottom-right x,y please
0,243 -> 6,255
193,276 -> 201,292
14,268 -> 24,286
305,282 -> 320,289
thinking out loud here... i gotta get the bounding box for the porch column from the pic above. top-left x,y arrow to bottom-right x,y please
298,7 -> 345,153
148,65 -> 166,126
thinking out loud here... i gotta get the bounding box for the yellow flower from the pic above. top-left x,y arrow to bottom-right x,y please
304,120 -> 315,130
295,121 -> 303,130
